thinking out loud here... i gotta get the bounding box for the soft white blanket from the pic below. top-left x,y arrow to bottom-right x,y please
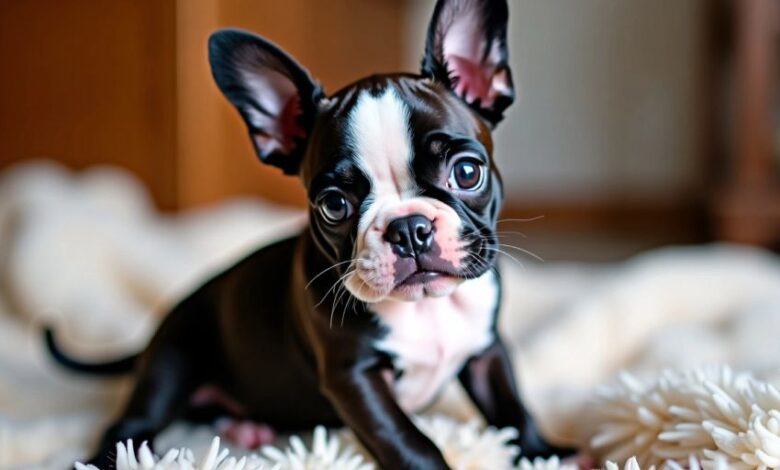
2,162 -> 780,469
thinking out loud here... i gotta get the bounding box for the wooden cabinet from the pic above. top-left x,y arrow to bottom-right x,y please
0,1 -> 178,207
0,0 -> 405,210
712,0 -> 780,246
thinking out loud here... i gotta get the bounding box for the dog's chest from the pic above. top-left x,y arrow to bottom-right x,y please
370,272 -> 498,413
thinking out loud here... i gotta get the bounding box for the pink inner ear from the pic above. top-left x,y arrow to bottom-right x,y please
449,55 -> 494,107
251,91 -> 306,157
240,61 -> 307,158
441,13 -> 512,111
447,49 -> 512,108
447,51 -> 511,110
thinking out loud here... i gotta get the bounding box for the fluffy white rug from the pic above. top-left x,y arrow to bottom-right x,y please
590,366 -> 780,469
76,415 -> 523,470
3,162 -> 780,469
76,366 -> 780,470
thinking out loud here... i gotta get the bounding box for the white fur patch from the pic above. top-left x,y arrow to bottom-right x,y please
344,89 -> 414,301
343,89 -> 469,302
348,88 -> 416,204
371,271 -> 499,413
346,88 -> 418,266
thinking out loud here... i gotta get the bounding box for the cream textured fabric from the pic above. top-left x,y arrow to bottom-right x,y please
3,162 -> 780,469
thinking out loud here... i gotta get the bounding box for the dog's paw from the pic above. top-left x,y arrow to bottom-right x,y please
216,418 -> 277,449
562,453 -> 596,470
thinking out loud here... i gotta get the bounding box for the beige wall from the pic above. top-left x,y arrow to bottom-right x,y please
404,0 -> 707,203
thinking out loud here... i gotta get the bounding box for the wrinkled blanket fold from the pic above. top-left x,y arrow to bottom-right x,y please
2,162 -> 780,469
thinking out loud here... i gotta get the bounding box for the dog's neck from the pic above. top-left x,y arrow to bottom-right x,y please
370,270 -> 499,412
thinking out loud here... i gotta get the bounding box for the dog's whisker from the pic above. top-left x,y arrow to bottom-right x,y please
468,250 -> 501,280
333,269 -> 359,318
458,238 -> 492,278
490,231 -> 529,238
473,252 -> 492,274
305,259 -> 363,290
463,258 -> 479,279
465,234 -> 545,264
333,278 -> 352,317
316,274 -> 348,307
496,215 -> 545,224
328,269 -> 356,328
342,279 -> 368,327
468,232 -> 529,243
351,294 -> 360,316
341,297 -> 351,327
340,292 -> 355,327
482,247 -> 525,268
462,252 -> 488,279
329,285 -> 346,329
493,243 -> 545,263
317,267 -> 355,310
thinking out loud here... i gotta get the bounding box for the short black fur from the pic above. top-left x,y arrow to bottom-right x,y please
209,29 -> 324,174
46,1 -> 573,468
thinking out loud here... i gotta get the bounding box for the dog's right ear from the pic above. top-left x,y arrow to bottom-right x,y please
422,0 -> 514,127
209,29 -> 323,175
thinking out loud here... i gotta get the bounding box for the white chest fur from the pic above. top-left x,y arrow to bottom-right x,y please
370,272 -> 499,413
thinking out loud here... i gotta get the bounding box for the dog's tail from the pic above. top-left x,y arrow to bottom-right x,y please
43,328 -> 139,375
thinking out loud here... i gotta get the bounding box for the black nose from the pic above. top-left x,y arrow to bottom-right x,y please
384,214 -> 434,258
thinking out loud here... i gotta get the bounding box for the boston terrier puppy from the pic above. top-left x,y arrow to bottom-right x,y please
46,0 -> 572,467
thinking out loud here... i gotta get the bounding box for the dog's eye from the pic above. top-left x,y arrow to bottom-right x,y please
448,159 -> 485,191
318,190 -> 352,224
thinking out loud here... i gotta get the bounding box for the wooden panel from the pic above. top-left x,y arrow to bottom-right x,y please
0,0 -> 177,208
733,0 -> 776,184
501,199 -> 705,238
190,0 -> 406,208
175,0 -> 226,207
0,1 -> 409,209
710,0 -> 780,247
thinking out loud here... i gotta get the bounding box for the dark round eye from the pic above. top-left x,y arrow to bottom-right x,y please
449,159 -> 484,191
318,190 -> 352,223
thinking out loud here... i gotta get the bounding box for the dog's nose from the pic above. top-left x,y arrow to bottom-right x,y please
384,214 -> 434,258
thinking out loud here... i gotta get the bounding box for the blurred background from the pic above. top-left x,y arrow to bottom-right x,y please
3,0 -> 778,262
4,2 -> 780,467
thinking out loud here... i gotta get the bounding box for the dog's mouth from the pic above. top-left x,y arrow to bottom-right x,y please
389,268 -> 461,300
397,270 -> 446,286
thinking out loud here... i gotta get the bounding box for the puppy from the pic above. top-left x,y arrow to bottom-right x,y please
46,0 -> 572,467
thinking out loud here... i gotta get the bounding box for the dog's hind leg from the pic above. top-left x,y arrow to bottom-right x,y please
85,306 -> 219,468
215,419 -> 276,449
185,384 -> 278,450
86,347 -> 204,467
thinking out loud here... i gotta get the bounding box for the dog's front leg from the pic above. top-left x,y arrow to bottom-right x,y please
458,336 -> 575,460
321,366 -> 451,470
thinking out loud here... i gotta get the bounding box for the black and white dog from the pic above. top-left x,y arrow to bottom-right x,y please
46,0 -> 572,467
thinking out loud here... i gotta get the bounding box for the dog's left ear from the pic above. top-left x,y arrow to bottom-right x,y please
209,29 -> 323,175
422,0 -> 514,127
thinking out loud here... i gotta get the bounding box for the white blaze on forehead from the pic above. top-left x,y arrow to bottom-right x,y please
344,88 -> 466,302
347,88 -> 416,202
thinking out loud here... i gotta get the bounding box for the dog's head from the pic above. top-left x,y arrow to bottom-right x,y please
210,0 -> 514,303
